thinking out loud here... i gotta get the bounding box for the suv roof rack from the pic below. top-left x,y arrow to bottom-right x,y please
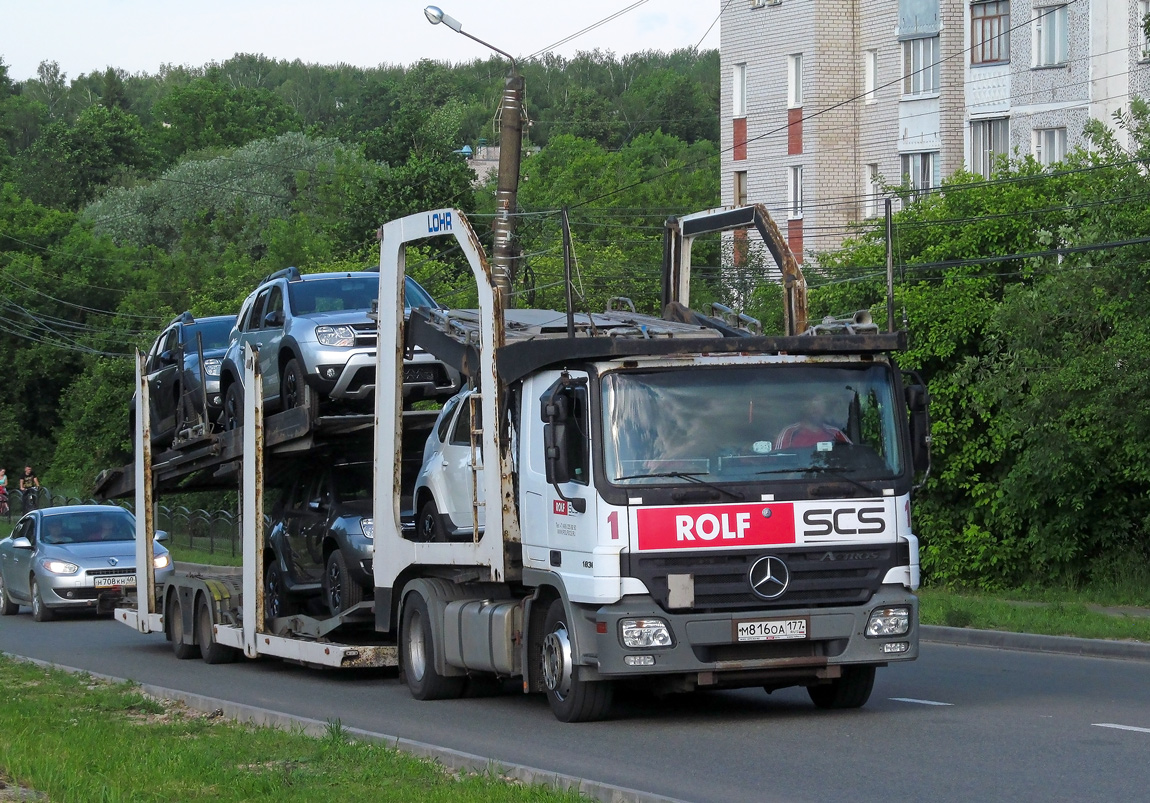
177,311 -> 195,325
261,266 -> 302,285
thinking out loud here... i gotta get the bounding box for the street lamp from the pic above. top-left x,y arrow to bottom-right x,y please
424,5 -> 524,306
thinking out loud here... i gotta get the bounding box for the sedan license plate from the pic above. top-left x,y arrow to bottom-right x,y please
94,574 -> 137,589
733,617 -> 809,642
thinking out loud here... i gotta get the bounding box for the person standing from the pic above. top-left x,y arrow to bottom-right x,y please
0,468 -> 8,517
19,466 -> 40,512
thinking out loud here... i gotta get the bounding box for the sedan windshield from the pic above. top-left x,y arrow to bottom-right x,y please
601,364 -> 904,485
40,512 -> 135,544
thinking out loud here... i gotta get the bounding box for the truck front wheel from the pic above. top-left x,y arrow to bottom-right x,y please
401,593 -> 464,700
541,598 -> 613,722
807,664 -> 876,709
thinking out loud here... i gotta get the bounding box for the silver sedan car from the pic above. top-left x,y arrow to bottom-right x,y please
0,505 -> 174,621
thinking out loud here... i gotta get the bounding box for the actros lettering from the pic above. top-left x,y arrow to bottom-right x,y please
427,211 -> 453,232
803,507 -> 886,537
676,512 -> 751,541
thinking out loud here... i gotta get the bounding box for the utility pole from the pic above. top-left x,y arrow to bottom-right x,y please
425,5 -> 523,307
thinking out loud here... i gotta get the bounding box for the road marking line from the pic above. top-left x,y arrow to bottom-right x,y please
889,697 -> 953,706
1094,723 -> 1150,734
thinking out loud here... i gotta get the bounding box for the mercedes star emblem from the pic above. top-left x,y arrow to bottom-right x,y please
748,555 -> 790,600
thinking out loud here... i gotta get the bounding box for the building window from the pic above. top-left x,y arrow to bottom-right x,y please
864,163 -> 881,217
1033,127 -> 1067,165
971,118 -> 1010,178
972,1 -> 1011,65
863,50 -> 878,102
1140,0 -> 1150,59
788,166 -> 803,218
900,152 -> 939,199
787,54 -> 803,108
902,36 -> 940,95
733,63 -> 747,118
734,171 -> 748,206
1034,5 -> 1068,67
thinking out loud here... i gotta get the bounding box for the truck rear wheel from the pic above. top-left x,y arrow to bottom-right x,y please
197,596 -> 237,664
168,595 -> 199,659
541,598 -> 613,722
807,665 -> 876,709
401,593 -> 464,700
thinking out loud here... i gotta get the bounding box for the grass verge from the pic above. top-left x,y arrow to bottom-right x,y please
168,542 -> 243,567
0,655 -> 586,802
918,588 -> 1150,643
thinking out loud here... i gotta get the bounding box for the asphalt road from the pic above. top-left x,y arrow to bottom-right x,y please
2,610 -> 1148,803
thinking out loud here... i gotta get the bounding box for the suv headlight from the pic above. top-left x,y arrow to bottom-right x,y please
315,325 -> 356,347
620,618 -> 673,648
360,518 -> 374,539
202,358 -> 222,378
41,559 -> 79,575
866,606 -> 911,637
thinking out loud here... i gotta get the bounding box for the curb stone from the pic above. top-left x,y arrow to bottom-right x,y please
921,625 -> 1150,661
2,653 -> 688,803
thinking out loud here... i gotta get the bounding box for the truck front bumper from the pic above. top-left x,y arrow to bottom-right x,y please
587,588 -> 918,687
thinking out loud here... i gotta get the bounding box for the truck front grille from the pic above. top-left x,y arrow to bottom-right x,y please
625,542 -> 909,614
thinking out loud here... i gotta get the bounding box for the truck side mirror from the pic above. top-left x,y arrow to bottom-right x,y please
905,383 -> 931,477
544,421 -> 572,485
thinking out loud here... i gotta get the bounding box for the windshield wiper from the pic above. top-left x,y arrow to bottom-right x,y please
614,471 -> 744,501
757,465 -> 880,497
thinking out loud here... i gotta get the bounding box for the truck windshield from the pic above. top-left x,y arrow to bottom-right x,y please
601,364 -> 904,485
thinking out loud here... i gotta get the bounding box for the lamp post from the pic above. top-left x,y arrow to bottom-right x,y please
424,5 -> 524,306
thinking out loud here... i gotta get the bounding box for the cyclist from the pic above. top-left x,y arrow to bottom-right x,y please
19,466 -> 40,512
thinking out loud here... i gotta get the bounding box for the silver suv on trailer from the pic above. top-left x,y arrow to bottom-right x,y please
219,268 -> 459,425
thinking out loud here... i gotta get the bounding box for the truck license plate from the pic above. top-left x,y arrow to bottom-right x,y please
94,575 -> 137,589
733,617 -> 808,642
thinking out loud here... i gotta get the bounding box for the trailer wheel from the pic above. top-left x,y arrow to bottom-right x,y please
807,665 -> 876,709
541,598 -> 613,722
196,596 -> 237,664
324,550 -> 363,615
168,594 -> 199,659
400,593 -> 464,700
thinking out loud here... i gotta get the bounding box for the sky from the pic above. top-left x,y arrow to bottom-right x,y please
1,0 -> 722,82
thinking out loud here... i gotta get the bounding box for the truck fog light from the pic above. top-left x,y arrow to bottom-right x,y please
882,641 -> 910,654
866,606 -> 910,637
620,618 -> 673,648
624,654 -> 656,666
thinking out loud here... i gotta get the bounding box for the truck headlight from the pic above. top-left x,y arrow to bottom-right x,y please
153,554 -> 171,570
866,606 -> 910,637
202,358 -> 222,378
315,325 -> 355,347
41,559 -> 78,575
620,618 -> 673,648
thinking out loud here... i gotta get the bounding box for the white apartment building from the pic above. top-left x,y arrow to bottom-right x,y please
720,0 -> 1150,260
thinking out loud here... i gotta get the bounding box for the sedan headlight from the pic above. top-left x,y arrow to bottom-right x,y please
153,553 -> 171,570
866,606 -> 911,637
202,358 -> 222,378
360,518 -> 374,539
315,325 -> 356,347
620,618 -> 673,648
40,558 -> 79,575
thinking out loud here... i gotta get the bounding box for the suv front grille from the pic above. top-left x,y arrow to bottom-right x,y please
625,543 -> 909,613
351,322 -> 376,347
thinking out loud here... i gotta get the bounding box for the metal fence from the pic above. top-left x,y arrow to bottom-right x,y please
1,487 -> 244,558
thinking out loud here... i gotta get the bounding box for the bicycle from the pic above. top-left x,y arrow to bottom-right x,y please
0,488 -> 8,520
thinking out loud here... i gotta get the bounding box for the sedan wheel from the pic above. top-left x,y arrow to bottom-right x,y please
31,578 -> 54,622
0,572 -> 18,615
